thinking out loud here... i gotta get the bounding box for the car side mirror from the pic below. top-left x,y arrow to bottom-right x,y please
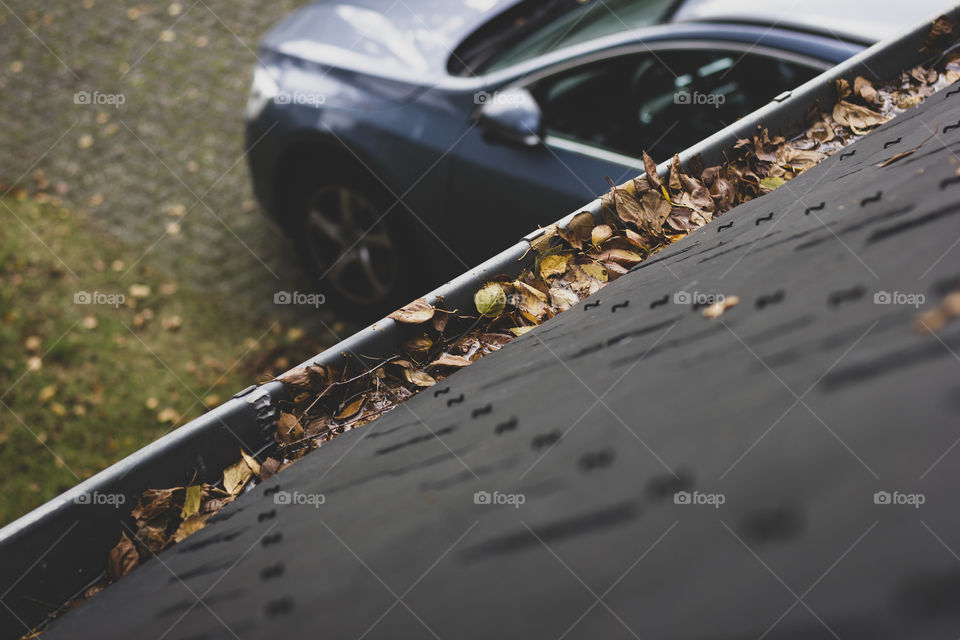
475,87 -> 543,148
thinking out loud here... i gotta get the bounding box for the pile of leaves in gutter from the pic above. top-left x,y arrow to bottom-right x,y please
25,17 -> 960,638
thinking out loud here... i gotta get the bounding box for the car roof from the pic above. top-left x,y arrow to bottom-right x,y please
670,0 -> 950,44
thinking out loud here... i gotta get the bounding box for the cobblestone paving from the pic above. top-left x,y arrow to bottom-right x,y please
0,0 -> 336,327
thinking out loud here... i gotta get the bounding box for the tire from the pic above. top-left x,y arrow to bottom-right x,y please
286,165 -> 419,320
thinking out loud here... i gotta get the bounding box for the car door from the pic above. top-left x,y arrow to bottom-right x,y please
448,44 -> 825,262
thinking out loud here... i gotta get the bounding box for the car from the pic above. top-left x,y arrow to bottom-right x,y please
244,0 -> 947,315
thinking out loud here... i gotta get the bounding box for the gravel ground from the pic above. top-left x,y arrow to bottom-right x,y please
0,0 -> 330,326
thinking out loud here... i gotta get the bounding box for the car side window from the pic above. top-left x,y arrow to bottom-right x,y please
530,49 -> 820,159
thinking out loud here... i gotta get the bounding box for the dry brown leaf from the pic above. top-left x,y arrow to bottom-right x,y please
107,533 -> 139,580
591,224 -> 613,246
557,211 -> 595,249
240,449 -> 261,477
594,248 -> 644,267
428,353 -> 472,368
335,396 -> 365,421
388,298 -> 435,324
260,457 -> 281,481
642,151 -> 660,189
832,100 -> 888,130
403,367 -> 437,387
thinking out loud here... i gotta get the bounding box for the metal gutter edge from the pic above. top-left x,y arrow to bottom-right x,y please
1,4 -> 957,636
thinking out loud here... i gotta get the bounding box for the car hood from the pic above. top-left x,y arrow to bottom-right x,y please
260,0 -> 522,79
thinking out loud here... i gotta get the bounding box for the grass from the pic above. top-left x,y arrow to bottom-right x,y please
0,191 -> 334,525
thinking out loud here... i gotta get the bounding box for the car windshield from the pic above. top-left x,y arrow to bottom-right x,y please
478,0 -> 677,74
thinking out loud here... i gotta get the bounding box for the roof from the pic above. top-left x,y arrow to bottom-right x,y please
38,76 -> 960,640
672,0 -> 951,43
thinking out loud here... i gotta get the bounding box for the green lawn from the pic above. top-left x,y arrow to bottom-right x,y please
0,192 -> 332,525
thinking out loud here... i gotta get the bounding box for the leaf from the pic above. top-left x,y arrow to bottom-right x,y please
853,76 -> 878,104
557,211 -> 595,249
594,249 -> 644,267
107,533 -> 139,580
173,514 -> 209,543
509,326 -> 534,336
240,450 -> 261,477
834,78 -> 852,99
515,281 -> 551,323
474,282 -> 507,317
702,295 -> 740,319
539,254 -> 569,279
591,224 -> 613,246
276,412 -> 303,445
403,367 -> 437,387
579,262 -> 608,283
549,285 -> 581,311
181,485 -> 203,520
529,223 -> 559,254
832,100 -> 888,130
260,457 -> 281,481
876,128 -> 937,167
608,182 -> 671,233
668,154 -> 683,191
388,298 -> 435,324
428,353 -> 472,368
277,364 -> 329,391
642,151 -> 661,189
402,335 -> 433,359
432,313 -> 450,333
760,176 -> 784,191
335,396 -> 365,421
223,458 -> 253,496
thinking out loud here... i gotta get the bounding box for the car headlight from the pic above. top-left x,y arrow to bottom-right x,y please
245,64 -> 279,121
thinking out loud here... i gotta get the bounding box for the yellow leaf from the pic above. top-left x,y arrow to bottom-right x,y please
173,513 -> 209,543
181,485 -> 202,520
223,459 -> 253,496
539,254 -> 569,279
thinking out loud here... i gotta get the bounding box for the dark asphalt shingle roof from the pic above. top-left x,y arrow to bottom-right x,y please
44,85 -> 960,640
